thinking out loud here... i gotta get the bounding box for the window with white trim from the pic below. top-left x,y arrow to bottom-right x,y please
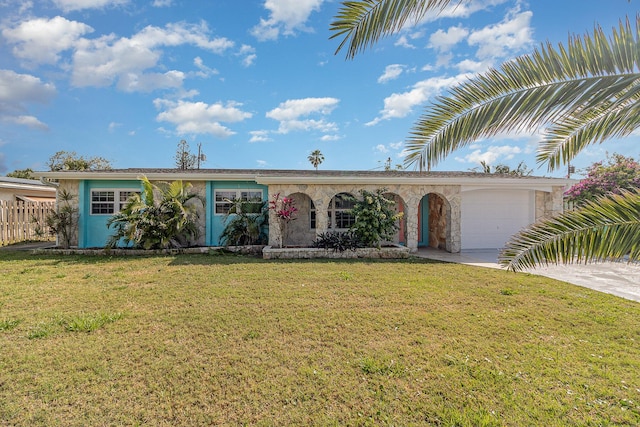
91,189 -> 140,215
310,200 -> 316,229
328,193 -> 355,230
214,189 -> 263,215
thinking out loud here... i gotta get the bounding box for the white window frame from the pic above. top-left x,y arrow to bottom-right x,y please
90,189 -> 140,215
328,193 -> 355,230
214,189 -> 263,215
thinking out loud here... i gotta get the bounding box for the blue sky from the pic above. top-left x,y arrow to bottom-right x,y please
0,0 -> 638,177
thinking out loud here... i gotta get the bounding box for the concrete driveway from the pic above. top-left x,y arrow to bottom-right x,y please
417,248 -> 640,302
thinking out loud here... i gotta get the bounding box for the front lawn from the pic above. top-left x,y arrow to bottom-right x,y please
0,252 -> 638,426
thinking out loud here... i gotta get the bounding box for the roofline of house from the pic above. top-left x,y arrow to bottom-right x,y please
0,179 -> 57,192
33,169 -> 575,187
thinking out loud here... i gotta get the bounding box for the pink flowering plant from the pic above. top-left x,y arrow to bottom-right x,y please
565,153 -> 640,207
269,193 -> 298,247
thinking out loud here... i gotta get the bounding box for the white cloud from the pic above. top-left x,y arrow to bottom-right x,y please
152,0 -> 173,6
378,64 -> 405,83
154,99 -> 252,137
251,0 -> 324,41
193,57 -> 219,78
455,144 -> 522,165
1,115 -> 48,130
468,10 -> 533,60
266,97 -> 339,134
395,36 -> 415,49
71,22 -> 234,90
367,73 -> 471,125
2,16 -> 93,65
266,97 -> 338,121
429,25 -> 469,52
108,122 -> 121,132
0,70 -> 55,130
320,134 -> 340,141
53,0 -> 128,12
238,45 -> 257,67
249,130 -> 272,143
390,141 -> 404,150
420,0 -> 510,22
456,58 -> 492,73
256,160 -> 268,167
375,144 -> 389,153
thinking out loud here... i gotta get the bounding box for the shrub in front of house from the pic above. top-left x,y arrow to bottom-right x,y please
106,177 -> 204,250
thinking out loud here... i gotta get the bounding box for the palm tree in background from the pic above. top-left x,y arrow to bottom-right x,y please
330,1 -> 640,270
308,150 -> 325,170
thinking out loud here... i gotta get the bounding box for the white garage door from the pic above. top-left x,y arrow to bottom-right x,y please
461,189 -> 533,250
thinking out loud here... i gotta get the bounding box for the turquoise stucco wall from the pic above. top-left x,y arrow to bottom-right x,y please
78,179 -> 267,248
79,180 -> 142,248
206,181 -> 268,246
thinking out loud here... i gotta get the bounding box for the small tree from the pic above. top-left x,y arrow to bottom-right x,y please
6,168 -> 35,179
349,188 -> 403,248
47,151 -> 112,171
308,150 -> 324,170
175,140 -> 197,170
40,189 -> 78,248
106,176 -> 204,249
220,199 -> 268,246
473,160 -> 533,176
565,153 -> 640,208
269,193 -> 298,248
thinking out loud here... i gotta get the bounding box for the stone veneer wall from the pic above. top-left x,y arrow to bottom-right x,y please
535,185 -> 566,221
428,193 -> 449,251
56,179 -> 80,247
265,183 -> 461,253
187,181 -> 207,247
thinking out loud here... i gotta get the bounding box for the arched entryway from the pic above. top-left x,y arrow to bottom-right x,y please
418,193 -> 451,251
384,192 -> 407,246
284,192 -> 316,247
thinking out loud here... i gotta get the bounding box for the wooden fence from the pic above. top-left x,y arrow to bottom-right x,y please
0,200 -> 56,246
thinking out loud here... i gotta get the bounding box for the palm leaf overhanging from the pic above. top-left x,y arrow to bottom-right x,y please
331,1 -> 640,269
405,16 -> 640,172
499,191 -> 640,271
330,0 -> 459,59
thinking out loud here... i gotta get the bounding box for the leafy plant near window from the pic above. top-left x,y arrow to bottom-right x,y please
106,176 -> 204,250
269,193 -> 298,248
349,188 -> 403,248
220,198 -> 268,246
37,189 -> 78,249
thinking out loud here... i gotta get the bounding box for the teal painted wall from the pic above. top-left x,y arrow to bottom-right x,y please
79,180 -> 142,248
78,179 -> 267,248
206,181 -> 268,246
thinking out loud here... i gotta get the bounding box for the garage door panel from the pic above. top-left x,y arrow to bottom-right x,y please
461,190 -> 532,249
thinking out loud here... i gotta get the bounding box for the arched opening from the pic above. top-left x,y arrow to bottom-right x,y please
283,192 -> 315,247
418,193 -> 451,251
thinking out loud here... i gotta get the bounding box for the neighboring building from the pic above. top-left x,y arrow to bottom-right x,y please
34,168 -> 570,252
0,177 -> 56,202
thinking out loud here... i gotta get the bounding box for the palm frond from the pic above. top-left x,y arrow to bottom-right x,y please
330,0 -> 457,59
499,191 -> 640,272
404,16 -> 640,171
538,94 -> 640,170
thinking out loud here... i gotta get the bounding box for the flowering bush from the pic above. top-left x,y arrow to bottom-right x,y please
565,154 -> 640,207
269,193 -> 298,247
349,188 -> 403,248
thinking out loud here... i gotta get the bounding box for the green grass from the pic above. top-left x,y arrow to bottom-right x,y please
0,251 -> 638,426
